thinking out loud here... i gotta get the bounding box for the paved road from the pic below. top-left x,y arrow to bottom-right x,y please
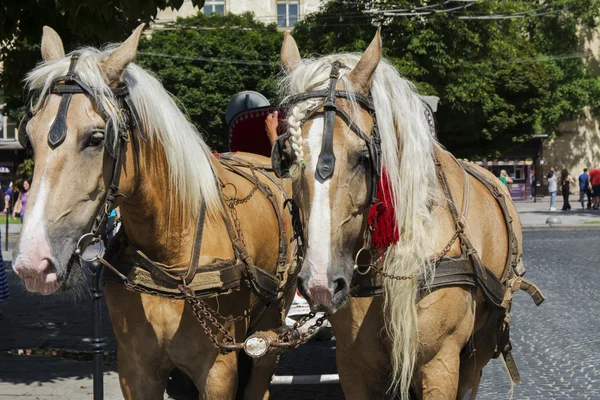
1,230 -> 598,399
272,230 -> 600,399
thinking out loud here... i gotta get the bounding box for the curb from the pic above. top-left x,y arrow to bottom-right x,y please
522,225 -> 600,231
271,374 -> 340,385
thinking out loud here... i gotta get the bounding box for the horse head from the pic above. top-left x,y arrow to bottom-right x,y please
278,30 -> 437,316
277,31 -> 384,313
12,25 -> 145,294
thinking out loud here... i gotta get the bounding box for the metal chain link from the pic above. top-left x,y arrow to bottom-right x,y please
361,226 -> 464,281
179,284 -> 242,354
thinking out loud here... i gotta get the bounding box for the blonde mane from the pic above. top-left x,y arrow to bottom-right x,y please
281,53 -> 439,397
24,47 -> 222,218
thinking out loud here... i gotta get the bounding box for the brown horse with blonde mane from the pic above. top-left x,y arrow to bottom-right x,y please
13,25 -> 300,399
273,30 -> 543,399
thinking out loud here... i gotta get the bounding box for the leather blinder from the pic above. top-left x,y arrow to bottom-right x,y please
271,135 -> 291,178
18,110 -> 33,149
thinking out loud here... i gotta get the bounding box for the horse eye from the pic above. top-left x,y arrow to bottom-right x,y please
88,131 -> 104,148
359,150 -> 370,165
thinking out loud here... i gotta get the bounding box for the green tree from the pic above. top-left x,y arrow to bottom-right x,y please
0,0 -> 205,120
136,12 -> 283,150
292,0 -> 600,158
16,158 -> 34,179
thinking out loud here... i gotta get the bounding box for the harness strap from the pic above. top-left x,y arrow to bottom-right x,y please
183,199 -> 207,285
316,61 -> 342,181
48,56 -> 80,147
435,148 -> 505,307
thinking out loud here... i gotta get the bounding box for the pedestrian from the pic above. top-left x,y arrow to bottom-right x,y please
547,171 -> 557,211
589,164 -> 600,210
13,179 -> 30,223
0,227 -> 9,319
560,169 -> 574,211
499,169 -> 513,187
530,168 -> 536,201
578,168 -> 592,209
2,182 -> 12,214
106,207 -> 121,241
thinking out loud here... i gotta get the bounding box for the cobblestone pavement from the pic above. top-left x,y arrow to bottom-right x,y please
1,230 -> 598,399
271,230 -> 600,399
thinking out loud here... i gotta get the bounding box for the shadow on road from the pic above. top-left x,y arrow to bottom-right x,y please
0,262 -> 118,386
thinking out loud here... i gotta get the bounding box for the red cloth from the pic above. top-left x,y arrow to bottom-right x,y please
368,169 -> 399,250
589,169 -> 600,186
228,106 -> 286,156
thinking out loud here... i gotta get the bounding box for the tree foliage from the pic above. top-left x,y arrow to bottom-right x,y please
292,0 -> 600,158
0,0 -> 205,119
136,13 -> 283,150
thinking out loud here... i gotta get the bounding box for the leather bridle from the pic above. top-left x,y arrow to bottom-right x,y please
18,54 -> 145,260
272,61 -> 383,204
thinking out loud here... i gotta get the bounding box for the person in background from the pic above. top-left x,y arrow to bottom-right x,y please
0,187 -> 9,318
2,182 -> 12,214
560,169 -> 575,211
13,179 -> 30,223
106,207 -> 121,241
589,164 -> 600,210
530,168 -> 536,201
265,110 -> 279,145
578,168 -> 592,209
499,169 -> 513,187
547,171 -> 558,211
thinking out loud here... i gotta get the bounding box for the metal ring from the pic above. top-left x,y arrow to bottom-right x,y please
353,247 -> 373,276
75,233 -> 104,262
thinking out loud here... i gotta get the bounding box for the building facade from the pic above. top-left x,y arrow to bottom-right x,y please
542,25 -> 600,183
153,0 -> 322,29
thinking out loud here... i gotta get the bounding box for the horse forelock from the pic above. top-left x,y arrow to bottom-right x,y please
24,47 -> 223,220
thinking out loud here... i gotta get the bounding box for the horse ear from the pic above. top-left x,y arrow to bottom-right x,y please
347,27 -> 382,94
41,26 -> 65,61
281,32 -> 302,73
101,23 -> 145,85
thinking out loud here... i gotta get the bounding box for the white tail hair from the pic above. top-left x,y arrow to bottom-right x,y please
281,53 -> 438,398
24,46 -> 222,219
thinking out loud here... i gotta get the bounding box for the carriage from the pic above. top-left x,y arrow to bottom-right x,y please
12,25 -> 544,399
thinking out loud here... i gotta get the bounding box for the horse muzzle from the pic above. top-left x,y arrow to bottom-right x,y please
13,256 -> 61,295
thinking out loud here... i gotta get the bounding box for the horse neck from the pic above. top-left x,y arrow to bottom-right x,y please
118,140 -> 223,265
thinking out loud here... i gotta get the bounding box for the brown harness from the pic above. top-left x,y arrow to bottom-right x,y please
101,154 -> 307,355
351,149 -> 545,383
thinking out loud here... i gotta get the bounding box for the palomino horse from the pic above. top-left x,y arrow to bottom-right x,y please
13,25 -> 301,399
273,30 -> 543,399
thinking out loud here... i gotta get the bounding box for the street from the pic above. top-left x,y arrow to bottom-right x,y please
1,228 -> 599,399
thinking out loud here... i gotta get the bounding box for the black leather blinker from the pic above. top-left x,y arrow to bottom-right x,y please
315,61 -> 342,182
18,110 -> 33,149
48,56 -> 80,147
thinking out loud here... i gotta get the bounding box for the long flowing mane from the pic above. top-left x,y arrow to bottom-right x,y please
24,47 -> 222,218
281,53 -> 439,396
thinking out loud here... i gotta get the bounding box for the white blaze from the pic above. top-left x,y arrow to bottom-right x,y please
304,117 -> 331,289
13,156 -> 52,273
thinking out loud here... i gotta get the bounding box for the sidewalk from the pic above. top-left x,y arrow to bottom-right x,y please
514,195 -> 600,228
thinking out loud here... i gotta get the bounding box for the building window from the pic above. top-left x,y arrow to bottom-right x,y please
277,1 -> 299,27
203,0 -> 225,15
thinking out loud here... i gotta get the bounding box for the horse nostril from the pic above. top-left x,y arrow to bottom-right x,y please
332,277 -> 348,297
